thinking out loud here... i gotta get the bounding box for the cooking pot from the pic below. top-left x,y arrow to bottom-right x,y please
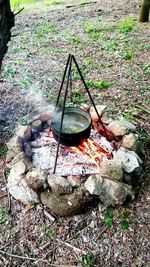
51,107 -> 92,146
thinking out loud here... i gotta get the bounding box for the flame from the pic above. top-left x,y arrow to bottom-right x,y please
71,137 -> 112,168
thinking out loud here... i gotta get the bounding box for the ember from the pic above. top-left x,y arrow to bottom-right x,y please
32,129 -> 114,176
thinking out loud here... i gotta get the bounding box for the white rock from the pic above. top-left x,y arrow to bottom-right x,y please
100,158 -> 123,181
67,176 -> 81,187
119,117 -> 136,132
114,147 -> 141,173
16,125 -> 31,140
107,120 -> 127,136
26,168 -> 48,192
101,112 -> 113,124
7,135 -> 22,154
7,170 -> 39,204
122,133 -> 137,150
47,174 -> 72,194
84,174 -> 134,206
89,105 -> 107,122
84,174 -> 103,195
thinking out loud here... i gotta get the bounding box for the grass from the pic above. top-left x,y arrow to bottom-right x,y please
79,253 -> 95,266
86,80 -> 113,89
0,208 -> 9,225
117,17 -> 136,33
10,0 -> 64,7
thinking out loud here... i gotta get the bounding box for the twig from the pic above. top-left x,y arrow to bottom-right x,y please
0,249 -> 71,266
0,249 -> 48,262
95,225 -> 109,241
14,7 -> 24,16
44,210 -> 56,222
2,170 -> 11,214
134,104 -> 150,115
56,238 -> 86,255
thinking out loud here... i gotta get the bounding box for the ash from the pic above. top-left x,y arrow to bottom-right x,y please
31,129 -> 114,176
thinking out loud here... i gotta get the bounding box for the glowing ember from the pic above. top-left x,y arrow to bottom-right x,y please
31,129 -> 114,176
71,137 -> 112,168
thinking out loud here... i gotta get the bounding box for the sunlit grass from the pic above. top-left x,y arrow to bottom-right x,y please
10,0 -> 65,8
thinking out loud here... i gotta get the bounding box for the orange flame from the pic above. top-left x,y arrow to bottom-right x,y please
71,137 -> 112,168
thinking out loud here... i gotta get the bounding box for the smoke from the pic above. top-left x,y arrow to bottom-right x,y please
25,86 -> 55,115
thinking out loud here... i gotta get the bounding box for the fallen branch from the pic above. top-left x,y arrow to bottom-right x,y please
44,210 -> 56,222
56,238 -> 86,255
134,104 -> 150,115
0,249 -> 71,266
2,169 -> 11,214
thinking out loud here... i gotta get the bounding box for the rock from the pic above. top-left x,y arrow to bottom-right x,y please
47,174 -> 72,195
11,161 -> 27,175
79,103 -> 90,112
8,152 -> 33,172
84,174 -> 103,195
67,176 -> 81,187
99,159 -> 123,181
16,125 -> 31,141
89,105 -> 107,122
7,170 -> 39,204
114,147 -> 141,173
6,150 -> 17,163
84,174 -> 134,206
26,168 -> 48,192
31,120 -> 42,132
23,142 -> 32,158
122,133 -> 137,150
9,152 -> 25,167
39,110 -> 54,122
118,117 -> 136,132
101,112 -> 113,124
40,187 -> 92,216
7,135 -> 22,154
107,121 -> 127,136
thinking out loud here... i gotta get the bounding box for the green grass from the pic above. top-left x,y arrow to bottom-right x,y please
117,17 -> 136,33
10,0 -> 64,7
86,80 -> 112,89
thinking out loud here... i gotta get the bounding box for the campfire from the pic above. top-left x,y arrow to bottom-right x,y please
6,55 -> 143,216
32,128 -> 113,176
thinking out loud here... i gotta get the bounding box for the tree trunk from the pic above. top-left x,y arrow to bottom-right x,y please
139,0 -> 150,22
0,0 -> 14,69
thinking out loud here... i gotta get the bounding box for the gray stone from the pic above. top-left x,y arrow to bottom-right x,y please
99,159 -> 123,181
8,152 -> 33,172
79,103 -> 90,112
26,168 -> 48,192
114,147 -> 141,173
67,176 -> 81,187
40,186 -> 92,216
11,161 -> 27,175
101,112 -> 113,124
23,142 -> 32,158
84,174 -> 103,195
84,174 -> 134,206
7,170 -> 39,204
9,152 -> 25,167
16,125 -> 31,141
7,135 -> 22,154
47,174 -> 72,195
107,121 -> 127,136
122,133 -> 137,150
118,117 -> 136,132
6,150 -> 17,164
89,105 -> 107,122
31,120 -> 42,132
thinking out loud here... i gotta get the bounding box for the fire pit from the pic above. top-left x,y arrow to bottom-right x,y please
6,105 -> 143,216
6,55 -> 143,216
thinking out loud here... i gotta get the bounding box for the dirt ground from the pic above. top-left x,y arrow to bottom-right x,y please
0,0 -> 150,266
